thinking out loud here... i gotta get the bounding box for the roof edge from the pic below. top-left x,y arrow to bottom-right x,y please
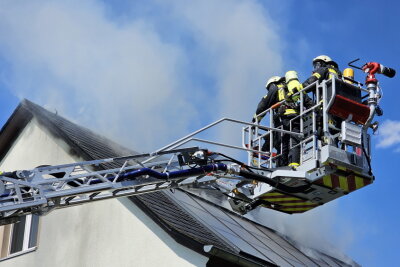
0,100 -> 33,161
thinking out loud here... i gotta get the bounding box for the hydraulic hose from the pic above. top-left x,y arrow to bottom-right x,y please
360,135 -> 373,176
238,169 -> 311,193
91,163 -> 228,184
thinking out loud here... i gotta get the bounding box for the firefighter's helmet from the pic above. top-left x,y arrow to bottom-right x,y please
313,55 -> 333,64
313,55 -> 338,69
265,76 -> 283,90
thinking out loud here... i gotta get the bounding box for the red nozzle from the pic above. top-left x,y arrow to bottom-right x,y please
362,62 -> 380,75
362,62 -> 396,84
363,62 -> 380,84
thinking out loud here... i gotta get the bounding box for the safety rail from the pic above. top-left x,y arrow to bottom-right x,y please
141,117 -> 302,166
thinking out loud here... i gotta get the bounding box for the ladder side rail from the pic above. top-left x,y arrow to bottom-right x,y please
7,175 -> 220,218
33,159 -> 173,186
0,160 -> 173,209
0,164 -> 227,219
29,147 -> 198,174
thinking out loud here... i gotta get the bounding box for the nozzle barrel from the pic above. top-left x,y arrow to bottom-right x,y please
381,66 -> 396,78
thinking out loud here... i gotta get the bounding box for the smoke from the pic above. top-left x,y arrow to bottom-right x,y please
248,202 -> 357,263
0,0 -> 282,152
0,0 -> 189,150
0,0 -> 356,261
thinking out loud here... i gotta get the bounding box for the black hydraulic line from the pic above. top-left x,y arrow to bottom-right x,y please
247,199 -> 274,210
214,152 -> 254,172
361,136 -> 373,176
238,169 -> 311,193
245,165 -> 273,172
113,146 -> 200,162
221,192 -> 252,203
90,163 -> 228,184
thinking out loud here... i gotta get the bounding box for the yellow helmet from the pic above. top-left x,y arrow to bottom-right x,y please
265,76 -> 283,89
313,55 -> 333,64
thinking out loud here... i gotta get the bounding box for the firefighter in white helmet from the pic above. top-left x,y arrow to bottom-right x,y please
302,55 -> 341,88
252,76 -> 284,124
302,55 -> 343,143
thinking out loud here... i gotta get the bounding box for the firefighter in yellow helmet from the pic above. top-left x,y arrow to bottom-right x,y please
253,75 -> 313,167
283,70 -> 314,168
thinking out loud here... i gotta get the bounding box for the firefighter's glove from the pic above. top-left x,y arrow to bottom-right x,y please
252,116 -> 260,124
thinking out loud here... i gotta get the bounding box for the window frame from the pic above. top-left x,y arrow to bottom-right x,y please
0,214 -> 39,261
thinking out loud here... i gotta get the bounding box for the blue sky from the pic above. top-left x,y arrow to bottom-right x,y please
0,0 -> 398,265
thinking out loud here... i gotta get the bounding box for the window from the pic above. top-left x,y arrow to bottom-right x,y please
0,215 -> 39,260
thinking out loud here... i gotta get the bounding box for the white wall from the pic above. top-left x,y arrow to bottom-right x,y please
0,119 -> 208,267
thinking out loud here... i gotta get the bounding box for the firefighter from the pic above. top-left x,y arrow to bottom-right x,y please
302,55 -> 342,144
283,70 -> 314,168
302,55 -> 341,88
252,76 -> 284,164
253,75 -> 313,167
252,76 -> 284,125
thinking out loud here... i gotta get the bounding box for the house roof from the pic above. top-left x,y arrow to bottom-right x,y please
0,99 -> 359,267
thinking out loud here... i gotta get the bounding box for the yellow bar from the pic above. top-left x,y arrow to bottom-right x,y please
337,165 -> 346,171
263,192 -> 284,197
280,207 -> 314,212
262,197 -> 301,202
323,175 -> 332,188
339,176 -> 349,192
278,202 -> 316,207
355,177 -> 364,189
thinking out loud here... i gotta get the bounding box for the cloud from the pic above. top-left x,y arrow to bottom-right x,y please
376,120 -> 400,149
0,0 -> 193,151
0,0 -> 283,153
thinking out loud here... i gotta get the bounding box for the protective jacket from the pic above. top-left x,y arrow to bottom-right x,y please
253,82 -> 314,122
302,65 -> 342,88
253,83 -> 284,123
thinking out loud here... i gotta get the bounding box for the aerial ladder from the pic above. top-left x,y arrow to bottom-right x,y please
0,60 -> 395,225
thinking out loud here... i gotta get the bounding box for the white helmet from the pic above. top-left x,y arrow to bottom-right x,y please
265,76 -> 283,89
313,55 -> 333,63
